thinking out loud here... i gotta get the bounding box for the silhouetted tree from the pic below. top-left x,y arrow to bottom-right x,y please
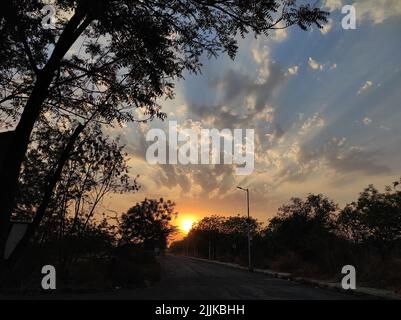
338,181 -> 401,254
191,215 -> 225,259
222,215 -> 260,235
119,198 -> 177,250
0,0 -> 328,260
184,215 -> 260,261
264,194 -> 338,261
7,120 -> 138,268
221,215 -> 260,260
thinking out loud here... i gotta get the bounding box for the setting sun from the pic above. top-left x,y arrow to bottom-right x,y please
181,219 -> 194,233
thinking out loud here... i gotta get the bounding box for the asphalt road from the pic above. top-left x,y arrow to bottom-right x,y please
2,255 -> 361,300
113,255 -> 358,300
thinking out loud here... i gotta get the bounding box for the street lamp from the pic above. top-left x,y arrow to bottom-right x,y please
237,186 -> 253,272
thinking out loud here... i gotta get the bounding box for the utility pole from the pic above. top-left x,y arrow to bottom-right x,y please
237,186 -> 253,272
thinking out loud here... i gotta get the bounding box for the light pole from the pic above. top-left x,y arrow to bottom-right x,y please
237,186 -> 253,272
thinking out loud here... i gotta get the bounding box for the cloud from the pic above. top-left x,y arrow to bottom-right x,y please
320,18 -> 333,34
355,0 -> 401,24
251,47 -> 268,65
362,117 -> 372,126
252,46 -> 271,84
379,125 -> 391,131
99,11 -> 401,224
323,0 -> 343,11
325,146 -> 390,175
157,165 -> 191,191
270,21 -> 288,42
308,57 -> 324,71
192,63 -> 286,129
265,125 -> 285,144
299,137 -> 390,176
323,0 -> 401,24
357,80 -> 373,95
307,57 -> 337,72
299,113 -> 325,135
164,48 -> 291,199
287,65 -> 299,76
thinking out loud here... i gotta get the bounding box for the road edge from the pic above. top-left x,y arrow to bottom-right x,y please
182,255 -> 401,300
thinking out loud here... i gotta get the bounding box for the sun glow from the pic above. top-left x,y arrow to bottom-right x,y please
181,219 -> 194,233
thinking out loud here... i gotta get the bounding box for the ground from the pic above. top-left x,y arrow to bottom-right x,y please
6,254 -> 364,300
123,255 -> 359,300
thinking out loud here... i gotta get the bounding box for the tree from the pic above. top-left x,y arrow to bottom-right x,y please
186,215 -> 261,260
119,198 -> 177,250
194,215 -> 226,234
222,215 -> 260,261
187,215 -> 226,259
6,119 -> 138,267
192,215 -> 225,259
337,181 -> 401,253
0,0 -> 328,259
265,194 -> 338,258
222,215 -> 260,236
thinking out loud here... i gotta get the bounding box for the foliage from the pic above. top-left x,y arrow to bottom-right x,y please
337,181 -> 401,250
1,0 -> 329,127
265,194 -> 338,257
14,119 -> 138,232
119,198 -> 178,249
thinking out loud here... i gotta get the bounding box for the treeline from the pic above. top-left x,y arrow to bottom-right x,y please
170,180 -> 401,290
4,196 -> 177,292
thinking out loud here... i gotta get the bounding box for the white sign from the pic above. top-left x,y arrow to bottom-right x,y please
4,223 -> 29,260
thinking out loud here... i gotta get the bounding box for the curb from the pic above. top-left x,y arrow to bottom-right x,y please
185,255 -> 401,300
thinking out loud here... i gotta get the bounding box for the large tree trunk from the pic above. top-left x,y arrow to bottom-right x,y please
0,11 -> 91,262
4,124 -> 85,271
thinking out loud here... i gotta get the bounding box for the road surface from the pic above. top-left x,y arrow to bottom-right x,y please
3,255 -> 362,299
109,255 -> 358,300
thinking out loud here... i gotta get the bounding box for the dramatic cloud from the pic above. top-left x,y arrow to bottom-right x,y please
190,63 -> 286,129
106,16 -> 401,222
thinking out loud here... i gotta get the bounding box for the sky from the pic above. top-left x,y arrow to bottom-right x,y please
101,0 -> 401,231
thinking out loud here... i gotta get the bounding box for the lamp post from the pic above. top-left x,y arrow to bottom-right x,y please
237,186 -> 253,272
